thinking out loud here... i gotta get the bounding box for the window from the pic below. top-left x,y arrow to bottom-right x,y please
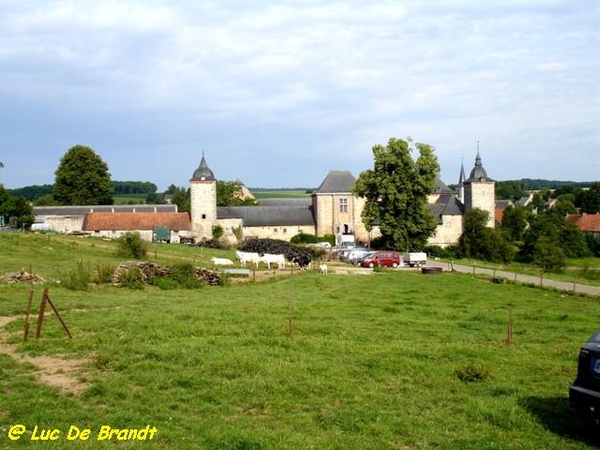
339,198 -> 348,213
201,214 -> 206,219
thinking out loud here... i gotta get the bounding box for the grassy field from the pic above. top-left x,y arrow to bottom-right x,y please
445,257 -> 600,287
0,234 -> 599,449
252,190 -> 311,199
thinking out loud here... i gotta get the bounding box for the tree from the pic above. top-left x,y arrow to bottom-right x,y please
456,208 -> 515,263
53,145 -> 114,205
581,182 -> 600,213
217,180 -> 257,206
501,205 -> 527,242
170,186 -> 190,213
533,236 -> 566,273
352,137 -> 439,251
0,185 -> 33,227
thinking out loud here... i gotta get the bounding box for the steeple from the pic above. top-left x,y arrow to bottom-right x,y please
467,142 -> 490,182
191,152 -> 215,181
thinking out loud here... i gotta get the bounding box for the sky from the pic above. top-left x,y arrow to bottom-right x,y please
0,0 -> 598,191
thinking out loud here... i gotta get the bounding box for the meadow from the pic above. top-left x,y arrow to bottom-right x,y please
0,234 -> 599,449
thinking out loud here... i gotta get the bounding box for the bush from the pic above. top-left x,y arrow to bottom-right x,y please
291,232 -> 319,244
116,232 -> 148,259
212,225 -> 224,240
59,260 -> 92,290
423,245 -> 454,259
455,363 -> 491,382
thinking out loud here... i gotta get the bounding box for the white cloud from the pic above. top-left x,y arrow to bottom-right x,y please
0,0 -> 597,189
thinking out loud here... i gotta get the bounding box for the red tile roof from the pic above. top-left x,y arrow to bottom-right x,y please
82,212 -> 191,231
575,213 -> 600,233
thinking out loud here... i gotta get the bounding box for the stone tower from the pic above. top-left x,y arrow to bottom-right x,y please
190,154 -> 217,240
463,149 -> 495,228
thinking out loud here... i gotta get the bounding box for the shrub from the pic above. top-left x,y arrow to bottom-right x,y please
212,224 -> 224,240
118,267 -> 145,289
455,363 -> 491,382
291,232 -> 319,244
95,262 -> 115,284
58,260 -> 93,290
116,232 -> 148,259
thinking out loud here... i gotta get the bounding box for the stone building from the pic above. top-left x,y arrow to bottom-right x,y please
32,150 -> 495,248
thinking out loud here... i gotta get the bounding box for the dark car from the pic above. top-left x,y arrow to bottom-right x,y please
359,251 -> 401,268
569,329 -> 600,422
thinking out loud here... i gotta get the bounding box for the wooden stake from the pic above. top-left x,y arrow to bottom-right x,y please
23,289 -> 34,342
34,290 -> 48,340
45,294 -> 72,339
287,298 -> 293,337
507,307 -> 514,346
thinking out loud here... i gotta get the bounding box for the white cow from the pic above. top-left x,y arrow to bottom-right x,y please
260,253 -> 286,269
236,251 -> 260,267
319,263 -> 328,274
211,257 -> 234,266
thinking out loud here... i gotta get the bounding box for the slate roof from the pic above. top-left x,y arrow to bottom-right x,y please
465,151 -> 494,182
82,212 -> 191,231
218,206 -> 315,227
433,176 -> 454,194
313,170 -> 356,194
427,194 -> 465,224
34,205 -> 178,217
191,154 -> 215,181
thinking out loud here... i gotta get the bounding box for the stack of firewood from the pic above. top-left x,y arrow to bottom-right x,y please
3,269 -> 45,284
110,261 -> 223,286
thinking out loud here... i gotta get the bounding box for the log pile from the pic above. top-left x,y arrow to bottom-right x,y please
111,262 -> 223,286
3,269 -> 46,284
238,238 -> 321,265
194,267 -> 223,285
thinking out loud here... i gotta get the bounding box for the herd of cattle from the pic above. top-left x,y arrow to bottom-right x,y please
209,238 -> 324,270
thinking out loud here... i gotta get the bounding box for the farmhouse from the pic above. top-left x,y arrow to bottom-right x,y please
32,151 -> 495,247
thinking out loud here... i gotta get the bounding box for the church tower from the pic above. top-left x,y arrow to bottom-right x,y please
457,159 -> 466,204
463,148 -> 495,228
190,153 -> 217,240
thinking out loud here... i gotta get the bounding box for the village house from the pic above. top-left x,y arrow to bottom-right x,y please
32,151 -> 496,248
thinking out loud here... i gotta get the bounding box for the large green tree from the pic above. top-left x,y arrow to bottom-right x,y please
53,145 -> 114,205
0,185 -> 33,227
352,137 -> 439,251
457,208 -> 515,263
217,180 -> 257,206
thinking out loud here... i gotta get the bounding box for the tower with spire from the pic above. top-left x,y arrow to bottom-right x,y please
462,143 -> 495,227
190,153 -> 217,240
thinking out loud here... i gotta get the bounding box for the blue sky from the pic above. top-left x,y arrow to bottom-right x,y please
0,0 -> 598,191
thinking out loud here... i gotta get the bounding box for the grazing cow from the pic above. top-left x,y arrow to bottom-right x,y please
236,251 -> 260,267
319,263 -> 328,274
259,253 -> 286,269
211,257 -> 234,266
291,254 -> 311,270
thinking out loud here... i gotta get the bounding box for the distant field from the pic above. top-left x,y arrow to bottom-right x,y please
113,193 -> 147,204
0,234 -> 599,449
113,191 -> 311,202
252,190 -> 311,199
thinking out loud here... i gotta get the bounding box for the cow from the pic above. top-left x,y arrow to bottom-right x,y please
319,263 -> 328,274
235,251 -> 260,267
291,254 -> 311,270
210,257 -> 234,266
259,253 -> 286,269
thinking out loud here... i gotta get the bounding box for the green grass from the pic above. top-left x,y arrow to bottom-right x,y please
113,194 -> 148,204
445,257 -> 600,286
252,190 -> 311,199
0,234 -> 599,449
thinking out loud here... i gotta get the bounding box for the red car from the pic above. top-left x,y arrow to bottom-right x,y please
359,251 -> 401,268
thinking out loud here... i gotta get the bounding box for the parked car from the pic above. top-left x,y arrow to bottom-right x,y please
569,329 -> 600,422
344,247 -> 371,264
359,251 -> 401,268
